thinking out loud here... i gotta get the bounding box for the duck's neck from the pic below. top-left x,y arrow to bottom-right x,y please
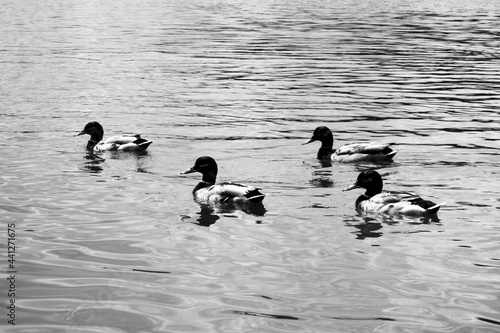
201,171 -> 216,184
355,194 -> 370,207
364,184 -> 382,198
317,135 -> 334,160
86,130 -> 103,150
86,139 -> 100,150
317,147 -> 334,160
90,129 -> 103,142
193,181 -> 211,194
87,128 -> 104,149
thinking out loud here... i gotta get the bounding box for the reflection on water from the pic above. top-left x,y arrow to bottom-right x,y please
184,201 -> 267,227
79,149 -> 154,174
190,205 -> 221,227
2,0 -> 500,332
345,218 -> 384,239
310,167 -> 335,187
343,214 -> 442,240
80,152 -> 106,173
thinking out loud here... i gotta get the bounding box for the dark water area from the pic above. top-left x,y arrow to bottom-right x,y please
1,0 -> 499,332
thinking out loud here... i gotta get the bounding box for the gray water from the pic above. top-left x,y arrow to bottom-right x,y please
1,0 -> 500,332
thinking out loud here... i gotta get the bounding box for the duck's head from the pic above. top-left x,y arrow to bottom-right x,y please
76,122 -> 104,142
343,170 -> 383,197
303,126 -> 335,160
181,156 -> 218,184
302,126 -> 334,147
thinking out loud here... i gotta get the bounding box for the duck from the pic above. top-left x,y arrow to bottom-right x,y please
343,170 -> 444,216
181,156 -> 265,205
76,121 -> 153,152
303,126 -> 397,162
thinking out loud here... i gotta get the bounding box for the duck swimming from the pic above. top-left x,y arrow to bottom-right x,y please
76,121 -> 153,152
343,170 -> 443,216
303,126 -> 397,162
181,156 -> 265,205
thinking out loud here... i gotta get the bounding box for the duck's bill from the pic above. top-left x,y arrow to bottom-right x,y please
180,167 -> 196,175
302,137 -> 316,145
343,184 -> 360,192
75,130 -> 87,137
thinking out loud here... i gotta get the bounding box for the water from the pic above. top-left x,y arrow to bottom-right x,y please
1,0 -> 500,332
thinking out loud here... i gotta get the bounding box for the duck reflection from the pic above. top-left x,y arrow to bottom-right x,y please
353,222 -> 384,240
188,202 -> 267,227
343,215 -> 384,239
108,150 -> 153,174
80,151 -> 106,173
310,177 -> 334,188
343,214 -> 442,240
194,205 -> 220,227
79,149 -> 152,174
309,166 -> 334,188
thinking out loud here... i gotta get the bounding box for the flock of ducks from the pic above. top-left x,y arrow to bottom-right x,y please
77,121 -> 443,218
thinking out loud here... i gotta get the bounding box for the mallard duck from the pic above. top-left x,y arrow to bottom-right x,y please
343,170 -> 444,216
76,121 -> 153,152
181,156 -> 265,205
303,126 -> 397,162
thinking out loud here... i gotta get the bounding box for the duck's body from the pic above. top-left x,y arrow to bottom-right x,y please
303,126 -> 397,162
344,170 -> 443,216
94,135 -> 152,152
192,181 -> 266,205
353,191 -> 442,215
77,122 -> 153,152
181,156 -> 265,205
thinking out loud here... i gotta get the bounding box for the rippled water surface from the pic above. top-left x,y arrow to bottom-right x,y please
1,0 -> 500,332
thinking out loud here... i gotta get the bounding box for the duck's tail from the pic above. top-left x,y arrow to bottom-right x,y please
382,146 -> 399,159
425,202 -> 445,214
244,189 -> 266,203
136,139 -> 153,150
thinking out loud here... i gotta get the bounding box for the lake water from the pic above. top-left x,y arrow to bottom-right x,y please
1,0 -> 500,332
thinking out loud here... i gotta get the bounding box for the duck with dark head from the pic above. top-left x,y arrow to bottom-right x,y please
343,170 -> 444,216
181,156 -> 266,206
76,121 -> 153,152
303,126 -> 397,162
